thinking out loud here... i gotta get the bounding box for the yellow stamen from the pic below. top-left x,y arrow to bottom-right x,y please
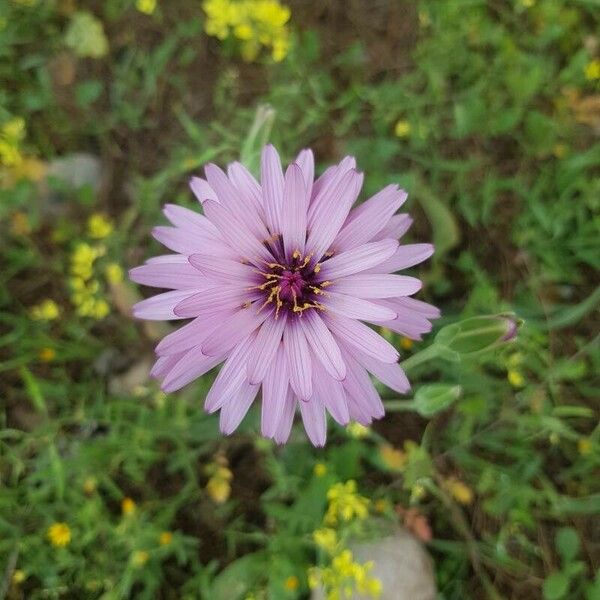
320,281 -> 333,288
292,249 -> 301,259
313,263 -> 321,273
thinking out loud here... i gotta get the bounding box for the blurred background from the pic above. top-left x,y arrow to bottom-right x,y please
0,1 -> 598,599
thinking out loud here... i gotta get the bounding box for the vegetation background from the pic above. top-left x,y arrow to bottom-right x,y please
0,0 -> 598,598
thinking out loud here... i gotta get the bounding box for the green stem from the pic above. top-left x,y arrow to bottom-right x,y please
399,343 -> 440,373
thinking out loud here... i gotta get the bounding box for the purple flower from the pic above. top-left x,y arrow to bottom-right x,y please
130,145 -> 439,446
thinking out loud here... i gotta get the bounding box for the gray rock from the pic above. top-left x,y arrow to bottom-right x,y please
47,152 -> 103,193
311,527 -> 436,600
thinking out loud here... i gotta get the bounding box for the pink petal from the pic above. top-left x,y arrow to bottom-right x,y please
366,244 -> 434,274
273,388 -> 296,444
372,213 -> 412,241
201,306 -> 270,357
205,163 -> 269,240
324,314 -> 399,364
189,176 -> 218,204
227,161 -> 264,209
299,396 -> 327,447
281,163 -> 308,258
247,313 -> 288,384
261,144 -> 284,235
156,311 -> 235,356
334,186 -> 407,251
161,348 -> 223,392
299,311 -> 346,381
174,286 -> 253,318
305,170 -> 363,262
132,289 -> 199,320
202,200 -> 273,265
294,148 -> 314,188
152,226 -> 222,255
129,263 -> 208,290
146,254 -> 189,264
317,239 -> 398,280
261,344 -> 289,438
391,296 -> 441,319
205,333 -> 256,413
310,156 -> 356,204
283,319 -> 313,401
323,292 -> 397,323
330,274 -> 422,298
163,204 -> 219,236
341,349 -> 385,420
345,345 -> 410,394
189,254 -> 257,285
150,353 -> 183,380
219,381 -> 260,435
312,361 -> 349,425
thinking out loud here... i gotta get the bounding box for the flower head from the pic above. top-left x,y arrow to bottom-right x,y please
130,145 -> 438,446
47,522 -> 71,547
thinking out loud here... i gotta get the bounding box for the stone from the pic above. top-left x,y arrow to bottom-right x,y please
311,527 -> 436,600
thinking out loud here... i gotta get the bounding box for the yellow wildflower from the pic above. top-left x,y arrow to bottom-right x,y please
121,497 -> 137,516
10,212 -> 30,236
394,120 -> 411,138
47,522 -> 71,547
39,347 -> 56,362
410,483 -> 426,502
284,575 -> 299,590
87,213 -> 113,239
379,445 -> 407,471
0,117 -> 25,167
91,298 -> 110,319
12,569 -> 26,584
346,422 -> 369,439
314,462 -> 327,477
400,336 -> 413,350
313,528 -> 338,554
445,477 -> 474,505
202,0 -> 291,62
584,59 -> 600,81
508,369 -> 525,387
520,0 -> 535,7
159,531 -> 173,545
31,299 -> 60,321
373,499 -> 390,513
325,480 -> 369,525
83,477 -> 97,494
105,262 -> 124,284
553,144 -> 567,159
136,0 -> 156,14
206,476 -> 232,504
578,438 -> 592,456
132,550 -> 149,567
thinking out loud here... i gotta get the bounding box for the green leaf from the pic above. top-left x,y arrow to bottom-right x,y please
543,572 -> 571,600
413,384 -> 462,417
556,527 -> 581,564
75,80 -> 103,107
210,552 -> 267,600
240,105 -> 276,177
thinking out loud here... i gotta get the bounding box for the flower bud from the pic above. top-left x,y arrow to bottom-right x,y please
434,313 -> 521,361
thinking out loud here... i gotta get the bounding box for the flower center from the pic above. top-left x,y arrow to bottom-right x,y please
251,250 -> 331,317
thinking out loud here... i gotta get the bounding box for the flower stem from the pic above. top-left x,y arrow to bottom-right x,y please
399,344 -> 440,373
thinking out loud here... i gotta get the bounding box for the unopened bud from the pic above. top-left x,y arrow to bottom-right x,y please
434,313 -> 520,361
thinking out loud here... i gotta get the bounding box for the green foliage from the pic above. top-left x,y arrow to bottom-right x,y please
0,0 -> 598,598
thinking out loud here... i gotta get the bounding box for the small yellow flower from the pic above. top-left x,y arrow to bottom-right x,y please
553,144 -> 567,159
445,477 -> 474,505
520,0 -> 535,7
87,213 -> 113,239
105,262 -> 123,284
346,422 -> 369,439
132,550 -> 149,567
508,369 -> 525,388
136,0 -> 156,14
373,499 -> 389,513
83,477 -> 97,494
47,522 -> 71,547
584,59 -> 600,81
31,299 -> 60,321
307,566 -> 320,589
12,569 -> 26,584
10,212 -> 31,236
39,347 -> 56,362
400,337 -> 413,350
325,480 -> 369,525
314,462 -> 327,477
206,476 -> 231,504
159,531 -> 173,545
379,445 -> 407,471
313,528 -> 338,554
284,575 -> 299,590
91,298 -> 110,319
578,437 -> 592,456
394,120 -> 411,138
410,483 -> 426,502
121,497 -> 136,516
